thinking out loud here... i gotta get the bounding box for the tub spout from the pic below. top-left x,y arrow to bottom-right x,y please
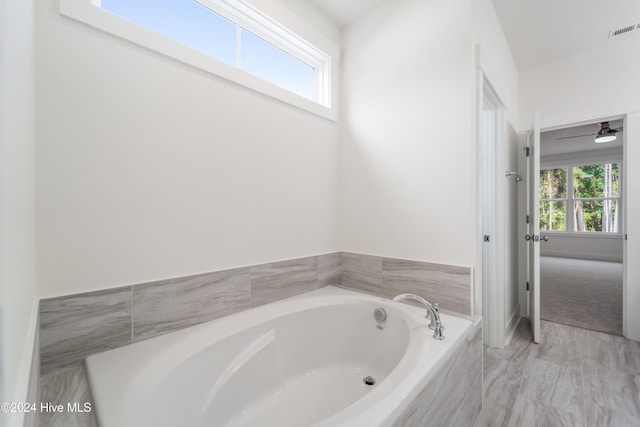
392,293 -> 444,340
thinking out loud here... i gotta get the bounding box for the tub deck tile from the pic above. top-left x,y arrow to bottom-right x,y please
39,366 -> 97,427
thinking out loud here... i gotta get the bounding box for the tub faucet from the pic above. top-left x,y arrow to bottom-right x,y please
392,293 -> 445,340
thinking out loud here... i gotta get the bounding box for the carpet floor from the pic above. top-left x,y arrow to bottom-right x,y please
540,256 -> 622,335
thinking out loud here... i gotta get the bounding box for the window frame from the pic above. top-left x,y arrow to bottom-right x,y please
540,158 -> 623,236
60,0 -> 337,121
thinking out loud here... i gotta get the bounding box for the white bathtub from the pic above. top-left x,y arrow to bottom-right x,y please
86,286 -> 473,427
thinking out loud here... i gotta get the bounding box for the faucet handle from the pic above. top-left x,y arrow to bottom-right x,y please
433,321 -> 445,340
427,303 -> 440,330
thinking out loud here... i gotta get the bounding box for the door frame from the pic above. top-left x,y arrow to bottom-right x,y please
518,113 -> 631,340
476,69 -> 507,348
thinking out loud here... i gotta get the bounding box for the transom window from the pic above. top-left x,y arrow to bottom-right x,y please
60,0 -> 336,118
98,0 -> 324,102
540,162 -> 622,233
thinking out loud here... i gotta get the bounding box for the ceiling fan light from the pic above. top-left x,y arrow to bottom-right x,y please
595,134 -> 616,143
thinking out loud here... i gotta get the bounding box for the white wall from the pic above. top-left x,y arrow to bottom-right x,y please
540,235 -> 623,262
340,0 -> 475,267
0,0 -> 38,422
520,36 -> 640,130
472,0 -> 521,340
35,0 -> 341,297
519,35 -> 640,341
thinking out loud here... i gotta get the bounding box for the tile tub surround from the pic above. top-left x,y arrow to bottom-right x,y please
340,253 -> 472,315
39,252 -> 470,380
40,253 -> 341,376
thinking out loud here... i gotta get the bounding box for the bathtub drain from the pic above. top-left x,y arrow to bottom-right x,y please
363,376 -> 376,386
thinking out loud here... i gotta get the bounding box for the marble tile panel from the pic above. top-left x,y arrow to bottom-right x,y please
582,366 -> 640,418
381,257 -> 471,315
467,324 -> 483,380
132,268 -> 251,342
419,339 -> 471,425
390,398 -> 419,427
40,287 -> 132,376
339,252 -> 382,294
519,357 -> 584,415
250,256 -> 319,307
450,374 -> 482,427
39,366 -> 97,427
318,253 -> 341,288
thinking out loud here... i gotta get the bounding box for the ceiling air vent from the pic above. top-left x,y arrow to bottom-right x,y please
608,23 -> 640,39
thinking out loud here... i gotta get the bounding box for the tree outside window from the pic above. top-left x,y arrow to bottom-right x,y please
540,162 -> 621,233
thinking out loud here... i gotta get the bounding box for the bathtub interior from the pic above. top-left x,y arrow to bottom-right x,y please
86,292 -> 413,427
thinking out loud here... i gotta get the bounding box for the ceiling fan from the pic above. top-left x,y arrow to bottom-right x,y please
555,122 -> 623,143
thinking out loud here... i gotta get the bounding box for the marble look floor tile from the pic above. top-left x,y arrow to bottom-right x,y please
132,268 -> 251,342
473,399 -> 522,427
318,253 -> 341,287
519,357 -> 584,415
585,403 -> 640,427
250,256 -> 319,307
340,252 -> 382,294
39,287 -> 132,376
582,366 -> 640,418
381,257 -> 471,315
39,366 -> 97,427
511,395 -> 585,427
578,328 -> 640,376
483,353 -> 525,409
487,319 -> 534,368
529,321 -> 582,368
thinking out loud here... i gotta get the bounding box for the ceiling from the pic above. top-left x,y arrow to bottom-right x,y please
306,0 -> 640,70
305,0 -> 384,28
491,0 -> 640,70
541,120 -> 623,157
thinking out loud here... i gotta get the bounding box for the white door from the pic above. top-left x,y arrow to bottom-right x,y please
525,113 -> 541,343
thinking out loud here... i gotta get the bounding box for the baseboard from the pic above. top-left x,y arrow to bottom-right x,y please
6,300 -> 39,427
541,250 -> 622,263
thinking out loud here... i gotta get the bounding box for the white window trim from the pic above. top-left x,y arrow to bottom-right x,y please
60,0 -> 337,121
540,158 -> 623,235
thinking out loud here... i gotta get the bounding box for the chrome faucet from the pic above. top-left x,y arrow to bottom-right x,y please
392,293 -> 445,340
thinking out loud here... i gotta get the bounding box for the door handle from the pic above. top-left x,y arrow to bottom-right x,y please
524,234 -> 541,242
542,236 -> 549,242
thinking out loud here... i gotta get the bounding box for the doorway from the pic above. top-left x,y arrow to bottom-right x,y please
538,120 -> 624,335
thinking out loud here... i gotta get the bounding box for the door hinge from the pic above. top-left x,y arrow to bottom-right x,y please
625,234 -> 628,241
484,235 -> 490,242
526,282 -> 530,291
524,147 -> 531,157
526,214 -> 530,224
